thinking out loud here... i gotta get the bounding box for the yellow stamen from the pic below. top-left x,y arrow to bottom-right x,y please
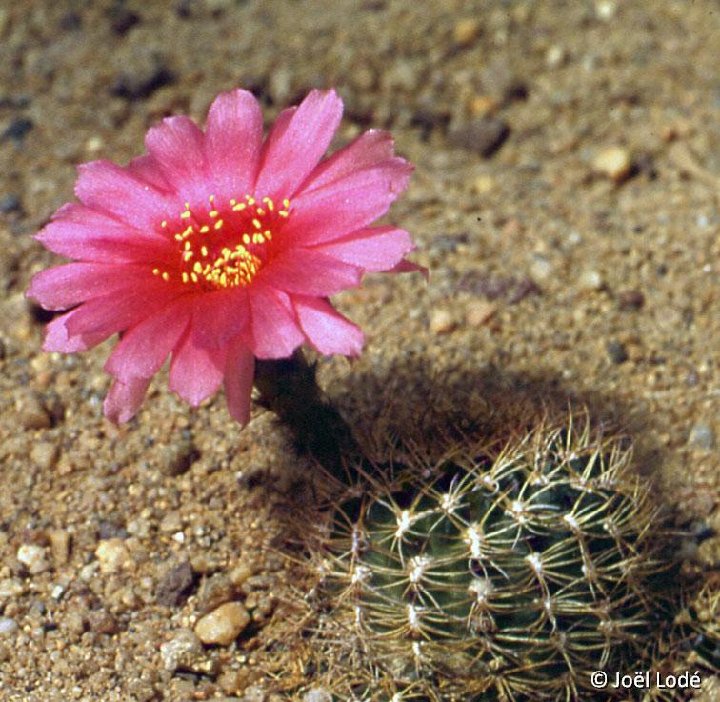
158,193 -> 290,289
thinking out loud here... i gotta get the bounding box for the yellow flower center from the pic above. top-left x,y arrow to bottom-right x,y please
152,194 -> 290,289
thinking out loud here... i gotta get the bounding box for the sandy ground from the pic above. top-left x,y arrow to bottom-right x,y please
1,0 -> 719,700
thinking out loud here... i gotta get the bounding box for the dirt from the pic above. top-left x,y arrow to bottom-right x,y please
0,0 -> 719,700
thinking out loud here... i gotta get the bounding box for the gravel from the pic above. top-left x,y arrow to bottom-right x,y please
1,0 -> 719,699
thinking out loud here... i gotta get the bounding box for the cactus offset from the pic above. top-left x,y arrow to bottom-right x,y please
301,420 -> 691,701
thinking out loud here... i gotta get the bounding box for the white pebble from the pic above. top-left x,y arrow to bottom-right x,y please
592,147 -> 632,183
429,309 -> 455,335
17,544 -> 51,574
579,269 -> 604,291
0,618 -> 18,635
95,538 -> 132,574
160,629 -> 202,672
194,602 -> 250,646
545,45 -> 566,68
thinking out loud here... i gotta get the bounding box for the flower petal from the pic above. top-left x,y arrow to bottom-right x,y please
300,130 -> 396,193
224,340 -> 254,425
249,283 -> 304,359
27,262 -> 153,311
284,159 -> 412,246
127,154 -> 173,192
169,327 -> 226,406
104,301 -> 190,381
43,282 -> 181,353
254,90 -> 343,198
293,295 -> 364,356
43,310 -> 109,352
75,160 -> 174,230
104,376 -> 152,424
35,204 -> 172,264
64,283 -> 184,339
189,288 -> 251,350
259,248 -> 361,296
390,258 -> 429,278
311,225 -> 414,272
205,89 -> 263,200
144,115 -> 209,203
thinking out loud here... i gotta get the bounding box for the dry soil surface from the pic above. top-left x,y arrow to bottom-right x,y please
1,1 -> 719,701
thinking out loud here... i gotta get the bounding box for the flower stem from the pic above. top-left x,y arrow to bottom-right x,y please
254,350 -> 361,476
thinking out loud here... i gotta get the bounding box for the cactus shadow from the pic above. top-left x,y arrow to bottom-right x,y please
328,358 -> 666,486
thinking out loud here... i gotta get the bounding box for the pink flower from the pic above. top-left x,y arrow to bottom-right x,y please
28,89 -> 416,425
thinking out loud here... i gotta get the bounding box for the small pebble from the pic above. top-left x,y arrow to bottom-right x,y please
617,289 -> 645,311
97,519 -> 128,540
0,194 -> 21,213
16,544 -> 51,574
109,6 -> 140,35
466,300 -> 497,327
194,602 -> 250,646
592,147 -> 633,183
304,691 -> 332,702
0,578 -> 24,600
110,57 -> 174,100
688,424 -> 715,451
158,439 -> 198,476
467,94 -> 498,118
159,510 -> 183,533
453,18 -> 481,47
228,563 -> 254,588
268,67 -> 292,104
62,608 -> 87,640
160,629 -> 203,672
0,117 -> 33,144
48,530 -> 71,567
218,669 -> 245,695
595,0 -> 617,20
16,393 -> 51,430
95,538 -> 132,574
472,174 -> 494,194
579,269 -> 604,291
88,609 -> 118,634
241,686 -> 266,702
545,45 -> 567,68
30,441 -> 59,470
156,561 -> 195,607
51,584 -> 66,600
429,309 -> 455,335
197,573 -> 235,614
606,340 -> 629,364
529,256 -> 553,282
0,618 -> 18,636
449,118 -> 510,158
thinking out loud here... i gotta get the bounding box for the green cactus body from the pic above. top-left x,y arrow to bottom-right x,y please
307,423 -> 684,701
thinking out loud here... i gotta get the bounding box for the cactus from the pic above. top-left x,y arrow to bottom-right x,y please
299,419 -> 698,701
